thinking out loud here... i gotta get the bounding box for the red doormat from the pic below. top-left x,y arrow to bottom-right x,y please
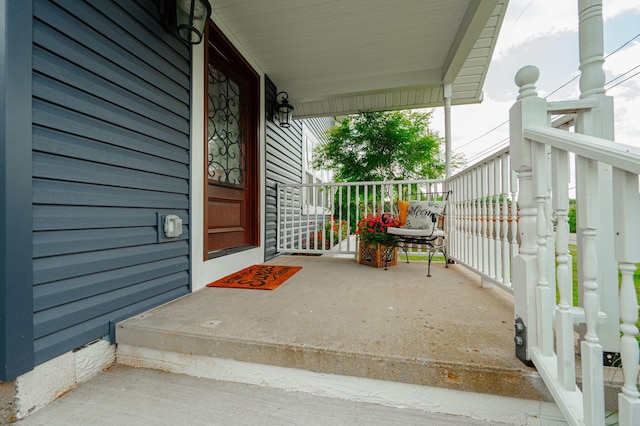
206,265 -> 302,290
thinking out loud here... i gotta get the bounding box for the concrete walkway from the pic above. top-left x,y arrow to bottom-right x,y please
15,365 -> 519,426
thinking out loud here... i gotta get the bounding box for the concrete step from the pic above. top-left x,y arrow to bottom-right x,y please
116,321 -> 549,402
16,365 -> 563,426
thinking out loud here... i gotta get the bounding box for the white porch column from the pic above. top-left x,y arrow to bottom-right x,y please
444,83 -> 452,179
575,2 -> 612,423
509,65 -> 548,364
575,0 -> 619,354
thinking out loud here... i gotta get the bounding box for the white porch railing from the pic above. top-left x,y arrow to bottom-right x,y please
447,147 -> 519,293
277,180 -> 445,255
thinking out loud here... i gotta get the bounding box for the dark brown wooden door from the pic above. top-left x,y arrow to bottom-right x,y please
205,23 -> 259,258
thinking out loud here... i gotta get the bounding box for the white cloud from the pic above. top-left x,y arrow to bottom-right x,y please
603,1 -> 640,19
430,0 -> 640,156
495,0 -> 640,58
605,41 -> 640,145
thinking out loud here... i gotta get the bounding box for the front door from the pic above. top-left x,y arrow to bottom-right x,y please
205,22 -> 259,258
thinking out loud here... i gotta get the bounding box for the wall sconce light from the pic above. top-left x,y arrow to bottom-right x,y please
165,0 -> 212,45
275,91 -> 294,128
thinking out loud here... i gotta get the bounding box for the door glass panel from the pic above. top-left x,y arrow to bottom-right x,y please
207,64 -> 244,186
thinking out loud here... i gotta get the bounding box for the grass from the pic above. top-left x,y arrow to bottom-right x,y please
564,244 -> 640,345
565,244 -> 640,308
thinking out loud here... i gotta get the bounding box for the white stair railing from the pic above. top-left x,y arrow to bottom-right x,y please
510,3 -> 640,423
510,62 -> 640,426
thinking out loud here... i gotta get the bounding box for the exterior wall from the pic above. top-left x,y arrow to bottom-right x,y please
0,0 -> 195,381
31,0 -> 192,366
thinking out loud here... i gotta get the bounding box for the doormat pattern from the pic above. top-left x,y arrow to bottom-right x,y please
206,265 -> 302,290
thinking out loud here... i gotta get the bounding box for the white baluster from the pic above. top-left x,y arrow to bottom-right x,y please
510,169 -> 518,260
577,155 -> 605,426
347,185 -> 352,251
619,262 -> 639,386
487,161 -> 496,279
481,166 -> 489,276
501,154 -> 511,285
552,148 -> 575,390
545,146 -> 556,300
471,171 -> 478,269
532,140 -> 553,356
494,159 -> 502,282
613,168 -> 640,425
465,173 -> 471,264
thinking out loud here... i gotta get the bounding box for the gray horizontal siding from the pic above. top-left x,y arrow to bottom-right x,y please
33,206 -> 188,230
33,287 -> 186,365
264,73 -> 336,259
34,257 -> 189,311
264,76 -> 303,259
34,0 -> 188,102
33,127 -> 189,178
33,100 -> 189,162
31,0 -> 191,366
304,116 -> 334,144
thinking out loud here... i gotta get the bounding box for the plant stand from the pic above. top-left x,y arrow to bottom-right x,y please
358,242 -> 398,268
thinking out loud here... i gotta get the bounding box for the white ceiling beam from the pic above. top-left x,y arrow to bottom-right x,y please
284,68 -> 443,104
442,0 -> 500,84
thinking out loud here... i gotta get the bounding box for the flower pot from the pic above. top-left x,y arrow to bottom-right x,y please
358,241 -> 398,268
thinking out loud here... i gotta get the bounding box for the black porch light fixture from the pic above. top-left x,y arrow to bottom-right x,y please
275,91 -> 294,128
173,0 -> 211,45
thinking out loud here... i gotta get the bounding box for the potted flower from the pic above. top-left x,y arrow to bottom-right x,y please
356,213 -> 399,267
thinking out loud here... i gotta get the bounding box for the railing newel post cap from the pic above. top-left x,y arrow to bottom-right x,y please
515,66 -> 540,100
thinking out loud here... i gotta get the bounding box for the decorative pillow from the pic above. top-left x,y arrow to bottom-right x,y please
397,200 -> 410,226
404,200 -> 446,229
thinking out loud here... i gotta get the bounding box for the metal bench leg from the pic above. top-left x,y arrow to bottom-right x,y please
427,245 -> 434,277
442,245 -> 448,268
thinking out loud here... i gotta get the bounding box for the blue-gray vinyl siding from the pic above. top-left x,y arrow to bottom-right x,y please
31,0 -> 191,365
264,76 -> 334,259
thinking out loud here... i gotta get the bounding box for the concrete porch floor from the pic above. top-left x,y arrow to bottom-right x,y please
115,255 -> 549,401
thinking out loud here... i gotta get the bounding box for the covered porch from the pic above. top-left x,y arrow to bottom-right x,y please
118,0 -> 640,423
110,253 -> 565,425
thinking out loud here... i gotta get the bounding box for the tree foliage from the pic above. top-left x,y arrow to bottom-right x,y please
313,110 -> 447,182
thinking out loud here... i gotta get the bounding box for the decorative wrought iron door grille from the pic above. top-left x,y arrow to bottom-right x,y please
207,64 -> 246,187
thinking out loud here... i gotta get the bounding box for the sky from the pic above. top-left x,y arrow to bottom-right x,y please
430,0 -> 640,165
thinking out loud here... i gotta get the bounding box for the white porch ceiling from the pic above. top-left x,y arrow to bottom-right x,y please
210,0 -> 508,119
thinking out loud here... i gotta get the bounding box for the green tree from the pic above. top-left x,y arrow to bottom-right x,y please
313,110 -> 447,182
313,110 -> 459,230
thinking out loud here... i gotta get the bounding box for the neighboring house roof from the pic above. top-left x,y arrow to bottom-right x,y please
210,0 -> 508,118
